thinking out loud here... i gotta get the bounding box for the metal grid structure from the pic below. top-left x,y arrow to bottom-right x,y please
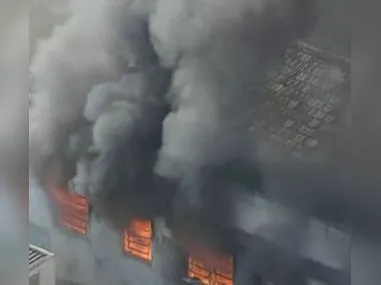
29,245 -> 50,271
29,244 -> 55,278
251,42 -> 350,160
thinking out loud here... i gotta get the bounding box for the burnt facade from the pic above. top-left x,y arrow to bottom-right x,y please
29,42 -> 351,285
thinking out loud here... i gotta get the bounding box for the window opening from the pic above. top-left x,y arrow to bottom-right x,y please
123,219 -> 153,262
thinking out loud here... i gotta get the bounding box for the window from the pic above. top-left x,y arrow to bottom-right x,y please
60,193 -> 89,235
188,253 -> 234,285
123,219 -> 152,262
51,184 -> 89,235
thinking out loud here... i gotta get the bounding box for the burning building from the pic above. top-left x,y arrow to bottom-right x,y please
29,0 -> 353,284
187,252 -> 234,285
29,40 -> 351,285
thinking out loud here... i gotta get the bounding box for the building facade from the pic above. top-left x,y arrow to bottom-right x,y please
29,43 -> 351,285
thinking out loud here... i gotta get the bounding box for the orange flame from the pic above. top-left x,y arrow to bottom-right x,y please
123,219 -> 152,262
49,179 -> 89,235
188,251 -> 234,285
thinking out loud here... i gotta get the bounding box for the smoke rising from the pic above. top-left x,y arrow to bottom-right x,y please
83,69 -> 172,227
30,0 -> 318,259
152,0 -> 317,252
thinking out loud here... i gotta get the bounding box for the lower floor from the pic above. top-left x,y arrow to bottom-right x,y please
29,221 -> 349,285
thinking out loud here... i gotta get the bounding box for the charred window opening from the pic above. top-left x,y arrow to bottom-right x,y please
187,253 -> 234,285
122,219 -> 153,262
51,184 -> 89,235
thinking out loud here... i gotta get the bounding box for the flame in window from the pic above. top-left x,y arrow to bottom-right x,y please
51,184 -> 89,235
123,219 -> 152,262
188,253 -> 234,285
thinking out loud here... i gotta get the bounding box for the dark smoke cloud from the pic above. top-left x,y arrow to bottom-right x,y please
29,0 -> 158,183
30,0 -> 318,255
151,0 -> 317,252
83,69 -> 172,227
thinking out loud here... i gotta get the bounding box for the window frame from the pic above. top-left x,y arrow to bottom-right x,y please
187,252 -> 234,285
121,218 -> 153,263
51,184 -> 90,235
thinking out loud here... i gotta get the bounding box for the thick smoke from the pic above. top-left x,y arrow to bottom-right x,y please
151,0 -> 317,253
30,0 -> 317,255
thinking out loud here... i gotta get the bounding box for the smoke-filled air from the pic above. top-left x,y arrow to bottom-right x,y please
30,0 -> 318,255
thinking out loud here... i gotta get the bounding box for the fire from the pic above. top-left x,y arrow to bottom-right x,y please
50,183 -> 89,235
123,219 -> 153,262
188,252 -> 234,285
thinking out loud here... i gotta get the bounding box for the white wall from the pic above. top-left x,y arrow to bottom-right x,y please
39,256 -> 56,285
29,177 -> 53,229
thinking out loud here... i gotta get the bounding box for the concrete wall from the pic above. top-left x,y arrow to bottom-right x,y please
39,256 -> 56,285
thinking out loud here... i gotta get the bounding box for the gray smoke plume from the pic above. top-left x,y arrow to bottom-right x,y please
151,0 -> 317,252
30,0 -> 317,256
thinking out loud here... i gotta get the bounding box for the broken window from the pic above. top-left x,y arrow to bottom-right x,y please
51,184 -> 89,235
188,253 -> 234,285
123,219 -> 153,262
